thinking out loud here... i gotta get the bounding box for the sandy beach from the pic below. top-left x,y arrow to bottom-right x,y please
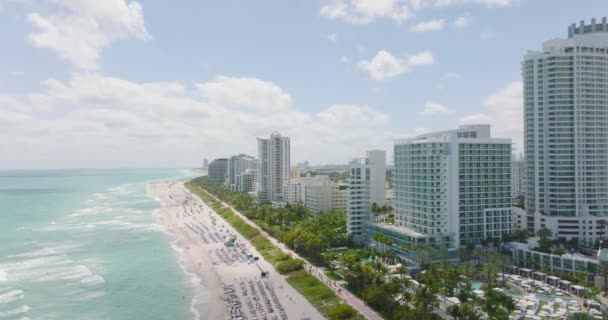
148,181 -> 325,320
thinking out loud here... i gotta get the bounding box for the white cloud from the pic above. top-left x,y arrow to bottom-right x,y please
431,0 -> 514,7
26,0 -> 150,69
0,73 -> 392,168
358,50 -> 434,81
454,14 -> 471,28
327,33 -> 338,42
410,19 -> 446,32
196,76 -> 292,113
320,0 -> 514,24
319,0 -> 411,24
460,81 -> 523,150
340,56 -> 350,64
419,102 -> 450,115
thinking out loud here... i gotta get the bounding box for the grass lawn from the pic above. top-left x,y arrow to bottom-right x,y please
287,270 -> 364,320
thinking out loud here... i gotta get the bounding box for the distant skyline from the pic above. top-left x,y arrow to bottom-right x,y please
0,0 -> 606,168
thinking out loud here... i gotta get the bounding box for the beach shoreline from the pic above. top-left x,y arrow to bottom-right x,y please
148,181 -> 325,320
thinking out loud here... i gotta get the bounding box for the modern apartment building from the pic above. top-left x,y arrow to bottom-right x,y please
226,154 -> 257,192
208,158 -> 228,182
203,158 -> 209,170
524,18 -> 608,246
512,154 -> 526,198
238,169 -> 258,194
347,150 -> 386,243
305,181 -> 348,215
389,124 -> 512,247
257,132 -> 290,204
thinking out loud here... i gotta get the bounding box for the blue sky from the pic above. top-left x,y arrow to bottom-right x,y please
0,0 -> 606,168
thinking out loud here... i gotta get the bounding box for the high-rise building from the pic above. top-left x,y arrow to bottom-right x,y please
347,150 -> 386,243
208,158 -> 228,182
257,132 -> 290,204
203,158 -> 209,170
511,154 -> 526,198
226,154 -> 257,192
305,182 -> 348,215
238,169 -> 258,194
524,18 -> 608,246
388,125 -> 512,247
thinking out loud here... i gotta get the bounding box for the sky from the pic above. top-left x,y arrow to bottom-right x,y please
0,0 -> 606,169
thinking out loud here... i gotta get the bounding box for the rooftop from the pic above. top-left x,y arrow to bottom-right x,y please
568,17 -> 608,38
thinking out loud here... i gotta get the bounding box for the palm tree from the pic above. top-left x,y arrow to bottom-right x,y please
482,262 -> 498,286
472,247 -> 485,265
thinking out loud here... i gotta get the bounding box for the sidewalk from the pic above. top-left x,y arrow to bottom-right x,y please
196,186 -> 384,320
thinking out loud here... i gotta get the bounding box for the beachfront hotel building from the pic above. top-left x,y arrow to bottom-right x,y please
257,132 -> 290,204
524,18 -> 608,247
208,158 -> 228,182
347,150 -> 386,243
374,125 -> 512,248
226,154 -> 257,192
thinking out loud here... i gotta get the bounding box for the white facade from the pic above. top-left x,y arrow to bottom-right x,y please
392,124 -> 512,247
304,181 -> 348,215
226,154 -> 257,192
511,154 -> 526,198
257,132 -> 290,203
347,150 -> 386,243
524,18 -> 608,246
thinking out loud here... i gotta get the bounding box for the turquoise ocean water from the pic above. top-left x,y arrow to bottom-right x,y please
0,169 -> 199,320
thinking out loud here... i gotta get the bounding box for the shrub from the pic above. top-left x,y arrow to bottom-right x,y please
276,258 -> 305,274
276,252 -> 292,261
327,304 -> 357,320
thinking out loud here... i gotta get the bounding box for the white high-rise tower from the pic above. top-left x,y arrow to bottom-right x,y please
524,18 -> 608,246
257,132 -> 290,203
347,150 -> 386,243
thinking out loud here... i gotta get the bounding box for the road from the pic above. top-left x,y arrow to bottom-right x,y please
193,186 -> 384,320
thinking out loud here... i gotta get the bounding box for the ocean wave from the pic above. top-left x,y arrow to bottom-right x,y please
175,255 -> 207,320
0,304 -> 30,318
38,265 -> 92,282
0,269 -> 6,282
77,291 -> 105,301
8,245 -> 80,259
1,255 -> 72,275
0,289 -> 23,304
81,275 -> 105,286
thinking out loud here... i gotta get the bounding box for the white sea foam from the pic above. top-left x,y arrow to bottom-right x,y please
54,265 -> 92,281
176,256 -> 206,320
8,245 -> 79,259
0,304 -> 30,318
0,289 -> 23,304
78,291 -> 105,301
0,269 -> 6,282
81,275 -> 105,286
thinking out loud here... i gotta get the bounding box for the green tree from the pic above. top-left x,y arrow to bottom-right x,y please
567,313 -> 595,320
